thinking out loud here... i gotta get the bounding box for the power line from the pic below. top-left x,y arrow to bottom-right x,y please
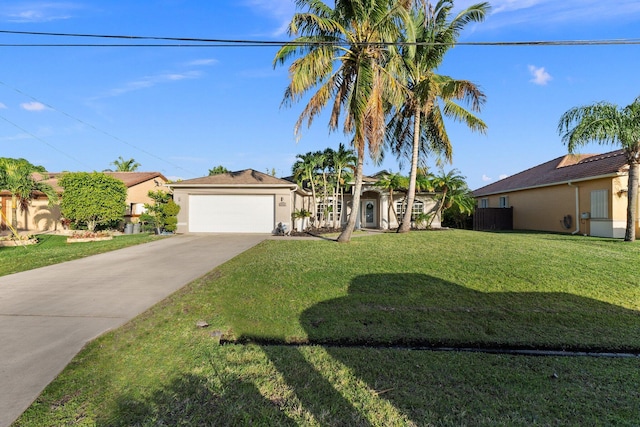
0,80 -> 200,176
0,29 -> 639,47
0,112 -> 90,168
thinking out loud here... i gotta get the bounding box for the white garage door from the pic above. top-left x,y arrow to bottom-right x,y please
189,194 -> 275,233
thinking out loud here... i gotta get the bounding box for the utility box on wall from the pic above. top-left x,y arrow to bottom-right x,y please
580,212 -> 591,220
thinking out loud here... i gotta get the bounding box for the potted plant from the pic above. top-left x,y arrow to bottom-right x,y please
292,209 -> 312,232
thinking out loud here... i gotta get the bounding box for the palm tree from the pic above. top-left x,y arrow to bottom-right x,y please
0,158 -> 58,231
331,143 -> 357,228
292,152 -> 321,222
558,95 -> 640,242
388,1 -> 489,233
315,150 -> 331,226
275,0 -> 413,242
111,156 -> 141,172
375,172 -> 407,228
426,168 -> 471,228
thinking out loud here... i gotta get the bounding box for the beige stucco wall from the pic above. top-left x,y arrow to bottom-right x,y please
0,196 -> 61,233
172,186 -> 296,234
478,175 -> 639,237
125,178 -> 169,217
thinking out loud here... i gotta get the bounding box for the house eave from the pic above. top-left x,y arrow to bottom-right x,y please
168,183 -> 298,190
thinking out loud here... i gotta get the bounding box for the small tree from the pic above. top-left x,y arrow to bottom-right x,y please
60,172 -> 127,232
208,165 -> 229,176
140,190 -> 180,233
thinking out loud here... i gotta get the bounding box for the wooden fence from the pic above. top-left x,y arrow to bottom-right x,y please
473,208 -> 513,231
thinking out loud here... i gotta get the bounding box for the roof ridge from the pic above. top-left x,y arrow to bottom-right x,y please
576,149 -> 624,164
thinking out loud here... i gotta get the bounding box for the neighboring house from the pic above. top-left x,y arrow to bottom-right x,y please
169,169 -> 440,234
472,149 -> 638,238
0,172 -> 168,232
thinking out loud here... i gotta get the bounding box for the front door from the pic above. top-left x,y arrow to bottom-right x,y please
361,199 -> 377,228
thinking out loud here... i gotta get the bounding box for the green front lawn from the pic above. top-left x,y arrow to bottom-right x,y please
14,231 -> 640,426
0,233 -> 161,276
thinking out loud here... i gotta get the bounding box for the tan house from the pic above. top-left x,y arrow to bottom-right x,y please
169,169 -> 440,234
472,149 -> 639,238
0,172 -> 168,232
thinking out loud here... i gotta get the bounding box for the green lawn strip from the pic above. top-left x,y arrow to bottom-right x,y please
0,233 -> 162,276
211,231 -> 640,350
12,231 -> 640,425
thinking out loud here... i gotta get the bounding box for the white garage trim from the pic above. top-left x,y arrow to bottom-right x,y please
189,194 -> 275,233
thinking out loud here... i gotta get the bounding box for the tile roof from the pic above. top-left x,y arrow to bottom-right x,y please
472,149 -> 629,197
170,169 -> 297,187
0,172 -> 168,196
103,172 -> 168,187
36,172 -> 167,193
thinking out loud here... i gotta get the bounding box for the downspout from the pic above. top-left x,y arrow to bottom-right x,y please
568,182 -> 580,235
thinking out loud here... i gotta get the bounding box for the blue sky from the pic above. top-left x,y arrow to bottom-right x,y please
0,1 -> 638,189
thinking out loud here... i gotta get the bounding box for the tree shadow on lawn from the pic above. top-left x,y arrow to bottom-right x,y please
98,371 -> 298,427
297,273 -> 640,351
293,274 -> 640,425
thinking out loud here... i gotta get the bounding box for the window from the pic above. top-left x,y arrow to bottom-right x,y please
396,200 -> 424,220
590,190 -> 608,219
499,196 -> 509,208
317,200 -> 342,222
480,198 -> 489,208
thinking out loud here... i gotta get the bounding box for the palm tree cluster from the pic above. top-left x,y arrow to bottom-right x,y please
275,0 -> 489,242
375,168 -> 474,229
0,158 -> 58,233
292,143 -> 357,229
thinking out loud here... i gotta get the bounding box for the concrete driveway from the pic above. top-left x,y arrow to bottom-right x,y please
0,234 -> 266,427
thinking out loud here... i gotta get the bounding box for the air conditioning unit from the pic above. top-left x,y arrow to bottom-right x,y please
580,212 -> 591,219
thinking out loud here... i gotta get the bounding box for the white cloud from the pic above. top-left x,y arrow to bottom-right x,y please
499,174 -> 508,180
21,101 -> 48,111
0,2 -> 83,23
455,0 -> 640,28
0,102 -> 7,109
0,133 -> 30,141
482,174 -> 492,182
242,0 -> 296,36
106,71 -> 203,97
186,59 -> 218,67
528,65 -> 552,85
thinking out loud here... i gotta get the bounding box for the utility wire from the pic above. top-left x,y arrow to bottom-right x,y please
0,29 -> 639,46
0,80 -> 199,176
0,112 -> 90,168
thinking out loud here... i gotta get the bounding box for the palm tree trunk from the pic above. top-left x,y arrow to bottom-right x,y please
625,160 -> 639,242
338,148 -> 364,243
333,170 -> 341,229
429,189 -> 447,228
11,194 -> 18,230
399,107 -> 421,233
309,173 -> 317,228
